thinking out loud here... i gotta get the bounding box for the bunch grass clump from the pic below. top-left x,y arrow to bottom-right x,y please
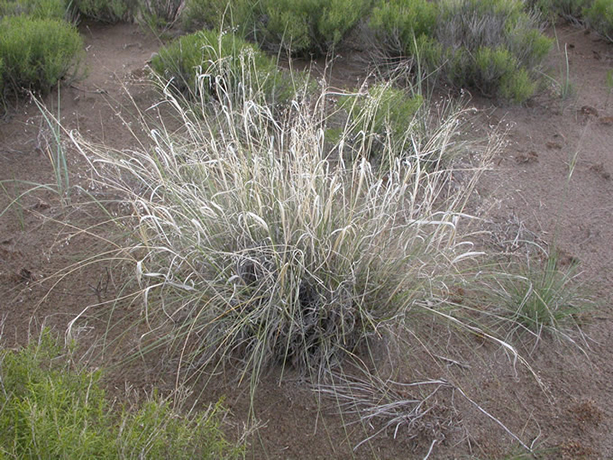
73,51 -> 491,393
0,15 -> 83,97
482,252 -> 587,338
0,330 -> 243,459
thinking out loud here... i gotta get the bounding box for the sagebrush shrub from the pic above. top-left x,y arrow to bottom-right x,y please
437,0 -> 551,102
369,0 -> 551,103
0,16 -> 83,96
262,0 -> 372,55
585,0 -> 613,41
369,0 -> 438,57
182,0 -> 258,35
183,0 -> 371,55
72,0 -> 136,22
528,0 -> 588,20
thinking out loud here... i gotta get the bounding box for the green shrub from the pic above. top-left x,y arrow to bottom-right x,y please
151,29 -> 301,105
437,0 -> 551,102
369,0 -> 438,57
262,0 -> 373,55
183,0 -> 371,55
73,0 -> 136,22
368,0 -> 551,103
0,0 -> 69,19
500,67 -> 538,103
585,0 -> 613,42
0,331 -> 243,459
0,16 -> 83,97
471,46 -> 538,101
182,0 -> 258,35
528,0 -> 588,21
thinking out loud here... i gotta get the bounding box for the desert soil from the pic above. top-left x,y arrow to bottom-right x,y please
1,20 -> 612,459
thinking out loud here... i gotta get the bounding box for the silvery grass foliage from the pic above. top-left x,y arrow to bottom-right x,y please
70,53 -> 496,397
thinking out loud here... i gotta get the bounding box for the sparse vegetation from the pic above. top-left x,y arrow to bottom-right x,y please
0,331 -> 244,459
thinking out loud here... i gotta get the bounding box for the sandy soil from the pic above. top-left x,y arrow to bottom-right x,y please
1,21 -> 612,459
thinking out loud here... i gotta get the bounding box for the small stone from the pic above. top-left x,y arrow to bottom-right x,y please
580,105 -> 599,117
515,151 -> 538,164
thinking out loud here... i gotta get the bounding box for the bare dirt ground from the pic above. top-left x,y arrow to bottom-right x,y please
1,21 -> 612,459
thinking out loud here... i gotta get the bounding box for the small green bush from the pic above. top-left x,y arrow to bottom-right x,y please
0,16 -> 83,97
470,46 -> 537,102
585,0 -> 613,42
0,331 -> 243,459
152,30 -> 273,96
0,0 -> 69,19
151,29 -> 301,105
